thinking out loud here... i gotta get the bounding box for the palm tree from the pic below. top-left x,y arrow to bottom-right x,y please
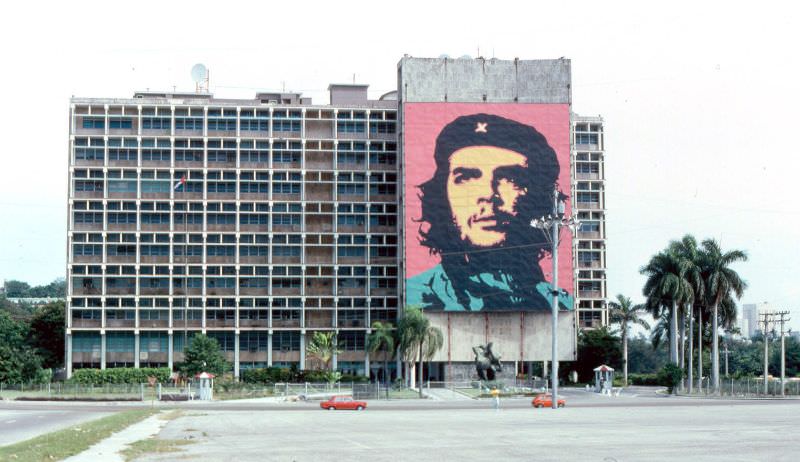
306,331 -> 341,371
609,294 -> 650,386
641,250 -> 692,364
699,239 -> 747,394
367,321 -> 395,385
668,235 -> 704,392
398,307 -> 444,398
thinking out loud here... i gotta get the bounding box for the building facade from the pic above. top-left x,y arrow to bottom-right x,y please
573,116 -> 608,329
65,59 -> 607,378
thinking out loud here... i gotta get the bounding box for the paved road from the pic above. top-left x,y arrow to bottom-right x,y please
0,409 -> 112,447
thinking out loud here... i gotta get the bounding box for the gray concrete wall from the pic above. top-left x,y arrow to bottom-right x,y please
426,311 -> 577,362
397,57 -> 571,103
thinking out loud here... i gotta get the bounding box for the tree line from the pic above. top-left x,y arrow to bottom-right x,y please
609,235 -> 752,392
0,298 -> 65,383
3,278 -> 66,299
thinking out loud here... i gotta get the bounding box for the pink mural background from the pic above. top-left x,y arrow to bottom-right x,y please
403,102 -> 573,293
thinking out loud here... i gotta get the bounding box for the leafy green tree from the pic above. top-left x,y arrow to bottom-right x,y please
609,294 -> 650,386
0,310 -> 44,383
27,300 -> 65,369
306,331 -> 342,371
3,280 -> 32,298
398,307 -> 444,398
179,334 -> 227,377
699,239 -> 747,393
627,334 -> 669,373
367,321 -> 395,385
575,327 -> 621,383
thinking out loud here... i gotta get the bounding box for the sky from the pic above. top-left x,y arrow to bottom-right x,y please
1,0 -> 798,329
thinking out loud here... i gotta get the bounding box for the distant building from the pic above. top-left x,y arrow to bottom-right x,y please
741,302 -> 771,338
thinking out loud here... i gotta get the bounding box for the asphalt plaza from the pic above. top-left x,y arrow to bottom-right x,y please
135,391 -> 799,462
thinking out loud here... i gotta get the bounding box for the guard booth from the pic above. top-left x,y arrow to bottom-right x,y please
196,372 -> 215,401
593,365 -> 614,393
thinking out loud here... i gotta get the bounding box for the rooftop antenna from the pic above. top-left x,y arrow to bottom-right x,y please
191,63 -> 209,93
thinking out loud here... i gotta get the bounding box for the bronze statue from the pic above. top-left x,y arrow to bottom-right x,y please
473,343 -> 502,381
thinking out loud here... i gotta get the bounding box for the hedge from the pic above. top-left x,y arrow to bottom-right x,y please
241,367 -> 369,384
627,373 -> 660,386
70,367 -> 172,385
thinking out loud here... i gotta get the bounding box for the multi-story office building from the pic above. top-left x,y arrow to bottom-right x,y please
65,59 -> 608,378
572,116 -> 608,329
66,85 -> 400,378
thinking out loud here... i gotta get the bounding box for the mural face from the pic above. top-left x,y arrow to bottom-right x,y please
404,104 -> 573,312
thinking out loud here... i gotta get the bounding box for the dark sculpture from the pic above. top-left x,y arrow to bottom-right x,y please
473,343 -> 503,381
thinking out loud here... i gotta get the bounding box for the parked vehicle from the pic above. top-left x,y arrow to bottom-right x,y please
320,395 -> 367,410
532,393 -> 565,408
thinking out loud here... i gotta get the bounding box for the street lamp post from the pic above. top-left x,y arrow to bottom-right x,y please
530,188 -> 579,410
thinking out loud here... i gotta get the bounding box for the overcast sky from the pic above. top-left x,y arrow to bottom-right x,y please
1,1 -> 798,328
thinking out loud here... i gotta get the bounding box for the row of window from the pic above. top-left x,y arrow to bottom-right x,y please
71,296 -> 399,308
72,330 -> 369,353
80,118 -> 396,134
71,232 -> 396,244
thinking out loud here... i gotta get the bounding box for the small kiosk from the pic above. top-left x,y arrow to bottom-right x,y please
196,372 -> 215,401
593,365 -> 615,394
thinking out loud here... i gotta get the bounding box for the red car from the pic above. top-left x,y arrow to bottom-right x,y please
320,395 -> 367,410
532,393 -> 566,408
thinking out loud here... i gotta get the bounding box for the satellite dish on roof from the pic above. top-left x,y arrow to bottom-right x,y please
191,64 -> 207,83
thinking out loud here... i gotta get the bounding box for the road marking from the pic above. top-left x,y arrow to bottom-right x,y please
5,420 -> 16,424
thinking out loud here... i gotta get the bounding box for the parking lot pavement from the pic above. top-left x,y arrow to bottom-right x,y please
0,409 -> 111,447
139,399 -> 800,462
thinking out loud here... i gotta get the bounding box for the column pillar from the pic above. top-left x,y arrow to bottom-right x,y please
267,332 -> 273,367
65,332 -> 73,378
100,332 -> 107,370
299,332 -> 306,370
134,331 -> 140,368
364,352 -> 370,379
234,331 -> 240,378
168,332 -> 174,371
332,333 -> 338,371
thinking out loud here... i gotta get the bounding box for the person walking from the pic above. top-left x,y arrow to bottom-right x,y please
490,386 -> 501,411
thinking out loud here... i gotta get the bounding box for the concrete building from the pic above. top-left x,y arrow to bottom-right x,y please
741,302 -> 771,338
65,57 -> 607,379
66,85 -> 399,378
573,115 -> 608,329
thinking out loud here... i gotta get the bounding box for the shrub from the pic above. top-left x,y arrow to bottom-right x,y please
628,373 -> 660,386
70,367 -> 171,385
656,364 -> 683,393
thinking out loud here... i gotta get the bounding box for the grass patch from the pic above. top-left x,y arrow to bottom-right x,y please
0,409 -> 157,462
120,438 -> 193,461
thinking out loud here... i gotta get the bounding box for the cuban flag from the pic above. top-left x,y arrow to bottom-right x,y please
174,175 -> 186,191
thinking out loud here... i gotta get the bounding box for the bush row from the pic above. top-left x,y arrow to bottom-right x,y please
70,367 -> 172,385
241,367 -> 369,384
627,373 -> 660,386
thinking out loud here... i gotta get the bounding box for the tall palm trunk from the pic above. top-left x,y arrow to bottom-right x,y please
679,304 -> 685,391
711,302 -> 720,394
418,343 -> 424,398
670,301 -> 678,364
697,308 -> 703,391
622,324 -> 629,386
688,303 -> 694,394
383,356 -> 389,386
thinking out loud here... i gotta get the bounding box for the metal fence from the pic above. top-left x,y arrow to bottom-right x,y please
682,378 -> 800,397
0,382 -> 177,400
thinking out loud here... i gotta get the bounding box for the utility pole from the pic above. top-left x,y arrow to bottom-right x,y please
530,188 -> 579,410
774,310 -> 791,397
759,311 -> 774,395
